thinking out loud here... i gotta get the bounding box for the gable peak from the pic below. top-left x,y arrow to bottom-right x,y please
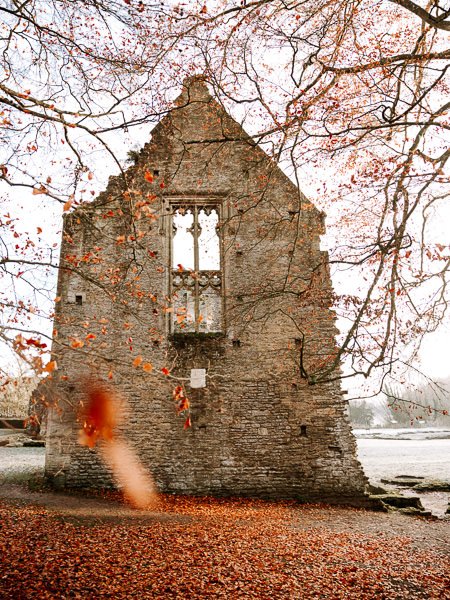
175,74 -> 211,106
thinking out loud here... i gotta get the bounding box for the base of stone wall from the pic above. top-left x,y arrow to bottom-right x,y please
45,474 -> 376,509
300,494 -> 380,509
45,473 -> 67,490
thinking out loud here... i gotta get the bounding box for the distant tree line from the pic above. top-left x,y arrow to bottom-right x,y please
348,379 -> 450,428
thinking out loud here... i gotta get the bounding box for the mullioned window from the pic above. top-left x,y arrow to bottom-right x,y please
170,203 -> 222,333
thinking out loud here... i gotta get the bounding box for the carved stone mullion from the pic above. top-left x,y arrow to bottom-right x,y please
193,205 -> 200,331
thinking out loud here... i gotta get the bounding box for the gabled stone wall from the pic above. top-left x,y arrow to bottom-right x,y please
45,77 -> 368,502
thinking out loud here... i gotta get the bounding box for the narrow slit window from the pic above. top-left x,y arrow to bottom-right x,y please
171,204 -> 222,333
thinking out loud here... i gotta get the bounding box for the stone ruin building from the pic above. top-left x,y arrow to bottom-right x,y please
45,76 -> 368,503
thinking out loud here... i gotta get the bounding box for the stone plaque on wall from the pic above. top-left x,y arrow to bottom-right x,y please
190,368 -> 206,388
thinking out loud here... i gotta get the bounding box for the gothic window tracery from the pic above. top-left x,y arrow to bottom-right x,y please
171,203 -> 222,333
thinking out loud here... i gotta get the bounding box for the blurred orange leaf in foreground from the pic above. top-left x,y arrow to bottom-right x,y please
78,382 -> 158,509
102,440 -> 157,509
78,384 -> 117,449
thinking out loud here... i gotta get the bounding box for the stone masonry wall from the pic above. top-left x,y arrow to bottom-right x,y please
45,77 -> 368,502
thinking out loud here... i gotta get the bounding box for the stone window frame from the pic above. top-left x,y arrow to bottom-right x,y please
165,196 -> 226,334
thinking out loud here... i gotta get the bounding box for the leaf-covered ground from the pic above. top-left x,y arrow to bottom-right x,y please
0,489 -> 449,599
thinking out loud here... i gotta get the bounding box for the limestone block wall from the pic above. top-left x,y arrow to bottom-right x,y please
45,77 -> 368,502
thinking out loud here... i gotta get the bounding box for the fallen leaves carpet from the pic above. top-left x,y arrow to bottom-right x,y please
0,492 -> 449,599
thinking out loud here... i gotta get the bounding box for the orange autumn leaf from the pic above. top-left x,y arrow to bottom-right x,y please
71,338 -> 84,349
87,171 -> 94,180
44,360 -> 57,373
32,185 -> 47,195
184,416 -> 192,430
173,385 -> 184,400
161,367 -> 170,376
85,333 -> 96,340
36,227 -> 42,234
178,397 -> 190,413
107,370 -> 113,380
142,362 -> 153,373
63,198 -> 73,212
144,171 -> 154,183
25,338 -> 46,348
133,355 -> 143,368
